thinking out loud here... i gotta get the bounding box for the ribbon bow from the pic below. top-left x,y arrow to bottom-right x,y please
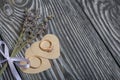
0,41 -> 30,80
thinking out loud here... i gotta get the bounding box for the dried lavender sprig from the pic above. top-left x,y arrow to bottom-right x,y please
0,9 -> 53,76
13,16 -> 52,56
12,11 -> 53,56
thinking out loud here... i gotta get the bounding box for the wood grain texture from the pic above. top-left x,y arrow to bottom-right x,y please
0,0 -> 120,80
79,0 -> 120,65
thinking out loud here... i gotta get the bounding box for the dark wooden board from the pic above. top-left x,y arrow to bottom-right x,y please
0,0 -> 120,80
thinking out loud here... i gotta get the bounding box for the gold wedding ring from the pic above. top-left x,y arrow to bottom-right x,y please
39,40 -> 53,52
29,56 -> 41,69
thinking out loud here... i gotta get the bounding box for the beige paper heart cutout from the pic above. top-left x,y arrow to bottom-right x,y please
30,34 -> 60,59
20,48 -> 51,74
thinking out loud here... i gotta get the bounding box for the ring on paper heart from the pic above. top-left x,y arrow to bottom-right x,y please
20,48 -> 51,74
39,39 -> 53,52
31,34 -> 60,59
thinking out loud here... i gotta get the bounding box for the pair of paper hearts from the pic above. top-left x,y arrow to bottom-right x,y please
20,34 -> 60,74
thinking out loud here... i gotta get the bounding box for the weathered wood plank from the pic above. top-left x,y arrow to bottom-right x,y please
0,0 -> 120,80
78,0 -> 120,66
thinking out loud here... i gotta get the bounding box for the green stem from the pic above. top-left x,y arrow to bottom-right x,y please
0,64 -> 8,77
11,41 -> 27,57
11,28 -> 24,55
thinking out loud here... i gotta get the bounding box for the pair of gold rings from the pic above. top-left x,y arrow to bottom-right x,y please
20,34 -> 60,74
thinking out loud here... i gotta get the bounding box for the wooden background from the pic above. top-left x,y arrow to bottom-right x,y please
0,0 -> 120,80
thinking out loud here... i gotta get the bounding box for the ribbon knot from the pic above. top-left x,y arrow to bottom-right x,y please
0,41 -> 30,80
6,57 -> 10,60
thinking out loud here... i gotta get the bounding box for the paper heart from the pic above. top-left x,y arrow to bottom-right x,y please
20,48 -> 51,74
30,34 -> 60,59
